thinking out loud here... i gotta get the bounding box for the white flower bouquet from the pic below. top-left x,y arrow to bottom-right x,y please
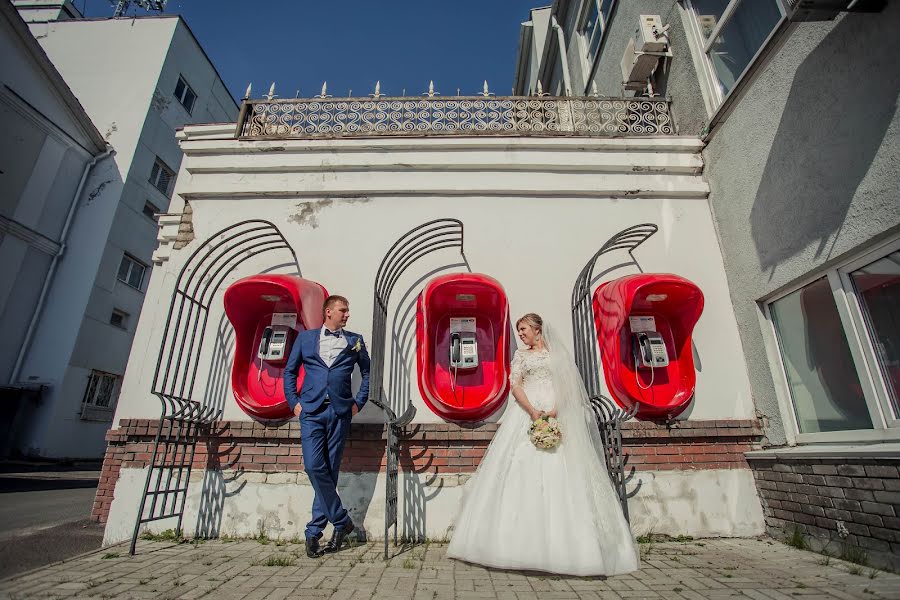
529,415 -> 562,450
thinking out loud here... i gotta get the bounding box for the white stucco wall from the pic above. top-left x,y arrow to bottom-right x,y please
104,466 -> 764,546
117,132 -> 752,426
101,128 -> 764,543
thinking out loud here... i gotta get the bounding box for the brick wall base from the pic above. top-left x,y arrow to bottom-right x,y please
92,418 -> 762,524
748,455 -> 900,570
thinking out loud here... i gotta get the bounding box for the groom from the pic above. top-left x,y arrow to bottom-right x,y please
283,295 -> 370,558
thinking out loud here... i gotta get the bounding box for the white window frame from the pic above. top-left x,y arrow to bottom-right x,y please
683,0 -> 786,112
173,75 -> 197,114
577,0 -> 616,77
117,253 -> 147,291
762,235 -> 900,444
149,157 -> 175,198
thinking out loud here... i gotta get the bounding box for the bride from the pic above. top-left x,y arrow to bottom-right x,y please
446,313 -> 639,576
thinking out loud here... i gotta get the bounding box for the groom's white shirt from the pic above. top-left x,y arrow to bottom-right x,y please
318,327 -> 347,367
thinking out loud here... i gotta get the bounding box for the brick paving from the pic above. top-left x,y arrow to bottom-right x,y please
1,537 -> 899,600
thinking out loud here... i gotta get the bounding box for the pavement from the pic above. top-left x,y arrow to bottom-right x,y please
0,465 -> 103,579
1,536 -> 899,600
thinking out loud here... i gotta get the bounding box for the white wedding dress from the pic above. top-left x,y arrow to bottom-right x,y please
446,342 -> 639,576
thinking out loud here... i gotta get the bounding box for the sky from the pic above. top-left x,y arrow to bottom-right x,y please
79,0 -> 546,103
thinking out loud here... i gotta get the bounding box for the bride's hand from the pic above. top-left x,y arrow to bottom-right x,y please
546,408 -> 558,418
530,410 -> 544,422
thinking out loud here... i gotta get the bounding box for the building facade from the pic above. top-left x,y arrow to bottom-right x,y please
5,1 -> 237,459
517,0 -> 900,567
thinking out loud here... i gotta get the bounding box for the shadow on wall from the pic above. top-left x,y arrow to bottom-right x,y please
195,314 -> 237,538
387,261 -> 469,544
750,7 -> 900,274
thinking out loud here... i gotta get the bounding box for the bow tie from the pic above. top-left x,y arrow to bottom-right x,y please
324,329 -> 342,338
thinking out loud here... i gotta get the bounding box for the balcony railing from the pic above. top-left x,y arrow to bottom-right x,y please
235,96 -> 674,139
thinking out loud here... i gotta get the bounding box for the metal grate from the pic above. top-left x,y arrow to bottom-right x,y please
368,219 -> 465,558
236,97 -> 674,139
570,223 -> 658,522
129,220 -> 298,554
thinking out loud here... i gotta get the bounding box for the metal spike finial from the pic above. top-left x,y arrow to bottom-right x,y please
369,81 -> 382,99
423,80 -> 440,98
590,81 -> 600,98
265,82 -> 277,101
243,83 -> 252,100
316,82 -> 332,99
535,81 -> 549,97
481,80 -> 494,98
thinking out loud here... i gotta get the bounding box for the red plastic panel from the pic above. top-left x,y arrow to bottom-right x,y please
416,273 -> 511,422
223,275 -> 327,420
593,273 -> 704,420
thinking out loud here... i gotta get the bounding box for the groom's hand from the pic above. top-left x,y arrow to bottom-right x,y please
293,404 -> 302,417
351,404 -> 359,417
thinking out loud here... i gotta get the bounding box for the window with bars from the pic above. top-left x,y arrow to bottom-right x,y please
149,157 -> 175,197
766,239 -> 900,442
686,0 -> 784,105
117,253 -> 146,291
81,370 -> 120,415
173,75 -> 197,114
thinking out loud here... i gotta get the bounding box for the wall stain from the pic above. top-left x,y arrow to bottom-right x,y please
287,196 -> 372,229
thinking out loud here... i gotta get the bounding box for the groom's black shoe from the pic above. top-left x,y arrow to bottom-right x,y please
305,535 -> 324,558
323,520 -> 354,554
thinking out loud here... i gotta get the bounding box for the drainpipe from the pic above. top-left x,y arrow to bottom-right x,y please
8,145 -> 115,386
552,16 -> 573,96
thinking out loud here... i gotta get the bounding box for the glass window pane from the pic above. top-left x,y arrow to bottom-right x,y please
183,88 -> 196,113
771,277 -> 873,434
588,24 -> 603,59
691,0 -> 731,40
851,251 -> 900,417
707,0 -> 781,96
128,262 -> 145,289
150,161 -> 160,185
117,256 -> 130,281
174,77 -> 185,100
82,373 -> 99,405
600,0 -> 613,23
582,1 -> 598,34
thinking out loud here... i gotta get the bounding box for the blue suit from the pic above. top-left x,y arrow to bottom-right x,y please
283,327 -> 370,538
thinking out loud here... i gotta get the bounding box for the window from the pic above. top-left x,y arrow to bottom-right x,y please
149,157 -> 175,197
579,0 -> 616,66
81,370 -> 120,409
173,76 -> 197,113
117,253 -> 146,291
110,309 -> 129,329
766,239 -> 900,442
81,369 -> 120,420
686,0 -> 784,103
142,200 -> 160,222
848,250 -> 900,418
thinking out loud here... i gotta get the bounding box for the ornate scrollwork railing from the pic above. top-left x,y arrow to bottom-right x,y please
235,97 -> 674,139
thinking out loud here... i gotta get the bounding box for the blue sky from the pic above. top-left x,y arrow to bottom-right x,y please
80,0 -> 545,102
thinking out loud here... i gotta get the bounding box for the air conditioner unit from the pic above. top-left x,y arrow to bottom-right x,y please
621,14 -> 671,92
779,0 -> 886,22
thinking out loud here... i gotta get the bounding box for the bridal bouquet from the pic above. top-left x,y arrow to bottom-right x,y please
529,415 -> 562,450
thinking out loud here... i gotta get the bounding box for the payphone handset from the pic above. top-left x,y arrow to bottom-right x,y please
449,317 -> 478,395
449,318 -> 479,369
256,312 -> 297,368
629,316 -> 669,389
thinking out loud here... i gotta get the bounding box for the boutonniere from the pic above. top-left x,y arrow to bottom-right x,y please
352,339 -> 362,352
